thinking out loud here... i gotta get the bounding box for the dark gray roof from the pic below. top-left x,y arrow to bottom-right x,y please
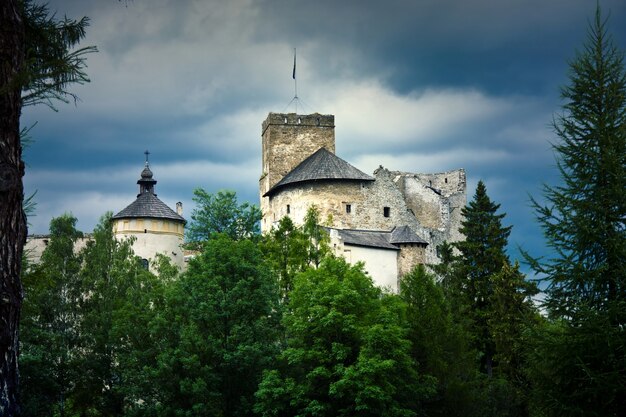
113,192 -> 185,223
390,226 -> 427,245
336,229 -> 399,250
265,147 -> 374,196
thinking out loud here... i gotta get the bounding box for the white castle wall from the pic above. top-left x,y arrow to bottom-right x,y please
112,218 -> 185,271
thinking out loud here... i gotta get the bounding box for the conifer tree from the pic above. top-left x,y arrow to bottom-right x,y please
526,6 -> 626,415
453,180 -> 512,376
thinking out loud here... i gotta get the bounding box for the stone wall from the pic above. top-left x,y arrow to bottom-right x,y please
260,113 -> 335,222
259,112 -> 467,266
24,235 -> 92,265
397,243 -> 427,278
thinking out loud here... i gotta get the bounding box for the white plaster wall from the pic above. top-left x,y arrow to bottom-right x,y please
116,231 -> 185,271
342,245 -> 399,292
112,218 -> 185,272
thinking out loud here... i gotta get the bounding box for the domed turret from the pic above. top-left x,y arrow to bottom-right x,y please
112,151 -> 186,271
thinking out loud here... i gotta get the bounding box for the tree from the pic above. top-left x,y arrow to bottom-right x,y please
400,265 -> 478,417
526,6 -> 626,416
261,216 -> 309,299
130,234 -> 280,417
20,214 -> 83,416
255,257 -> 436,417
186,189 -> 262,245
1,1 -> 93,413
451,180 -> 512,376
73,213 -> 155,416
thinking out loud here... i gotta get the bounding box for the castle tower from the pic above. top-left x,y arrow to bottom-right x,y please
112,154 -> 186,271
259,113 -> 335,228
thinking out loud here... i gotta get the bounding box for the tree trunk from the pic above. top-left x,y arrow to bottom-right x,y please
0,0 -> 25,415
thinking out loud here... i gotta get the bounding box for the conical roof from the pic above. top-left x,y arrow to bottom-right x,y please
264,147 -> 373,196
113,192 -> 185,223
113,158 -> 185,223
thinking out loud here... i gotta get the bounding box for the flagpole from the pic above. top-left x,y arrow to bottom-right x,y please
293,48 -> 298,114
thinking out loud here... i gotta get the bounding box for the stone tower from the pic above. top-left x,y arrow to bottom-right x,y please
112,156 -> 186,271
259,113 -> 335,227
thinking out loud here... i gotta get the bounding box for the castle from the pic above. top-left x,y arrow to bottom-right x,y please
26,112 -> 466,289
260,112 -> 466,290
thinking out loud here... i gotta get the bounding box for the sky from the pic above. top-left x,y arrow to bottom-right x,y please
22,0 -> 626,267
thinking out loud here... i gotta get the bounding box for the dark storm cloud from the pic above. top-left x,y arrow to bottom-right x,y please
21,0 -> 626,264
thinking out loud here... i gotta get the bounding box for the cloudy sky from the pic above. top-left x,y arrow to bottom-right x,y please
22,0 -> 626,266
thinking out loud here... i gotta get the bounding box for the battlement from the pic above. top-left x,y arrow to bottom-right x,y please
262,112 -> 335,135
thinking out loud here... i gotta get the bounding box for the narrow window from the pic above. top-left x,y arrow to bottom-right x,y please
287,204 -> 291,214
346,204 -> 351,214
383,207 -> 390,217
445,177 -> 448,183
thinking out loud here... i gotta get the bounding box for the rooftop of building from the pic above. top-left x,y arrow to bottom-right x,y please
331,226 -> 427,251
265,147 -> 374,197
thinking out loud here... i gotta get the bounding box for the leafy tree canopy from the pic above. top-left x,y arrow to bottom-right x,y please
186,189 -> 262,245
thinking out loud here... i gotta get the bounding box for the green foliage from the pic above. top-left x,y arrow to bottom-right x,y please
186,189 -> 262,245
261,206 -> 331,300
302,205 -> 331,268
448,181 -> 514,375
526,7 -> 626,416
20,214 -> 83,416
19,0 -> 97,109
400,265 -> 476,417
255,257 -> 436,417
435,182 -> 540,416
72,213 -> 157,416
261,216 -> 309,298
128,234 -> 280,417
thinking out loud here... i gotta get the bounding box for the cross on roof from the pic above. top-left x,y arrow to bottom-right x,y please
144,150 -> 150,165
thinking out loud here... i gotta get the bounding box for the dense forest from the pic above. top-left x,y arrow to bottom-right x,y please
4,2 -> 625,417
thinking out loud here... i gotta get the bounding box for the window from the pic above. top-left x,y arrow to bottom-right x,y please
287,204 -> 291,214
346,204 -> 351,214
141,259 -> 149,270
383,207 -> 390,217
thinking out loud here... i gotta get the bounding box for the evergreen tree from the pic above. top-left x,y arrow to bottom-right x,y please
453,180 -> 512,376
526,7 -> 626,416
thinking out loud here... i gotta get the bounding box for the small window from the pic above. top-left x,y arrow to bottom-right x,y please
287,204 -> 291,214
383,207 -> 390,217
445,177 -> 448,183
345,204 -> 351,214
141,259 -> 149,270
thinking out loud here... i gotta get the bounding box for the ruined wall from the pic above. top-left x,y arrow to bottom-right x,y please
24,235 -> 92,265
392,169 -> 466,243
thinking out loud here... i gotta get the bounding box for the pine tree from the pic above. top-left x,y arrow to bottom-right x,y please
526,6 -> 626,416
453,180 -> 512,376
